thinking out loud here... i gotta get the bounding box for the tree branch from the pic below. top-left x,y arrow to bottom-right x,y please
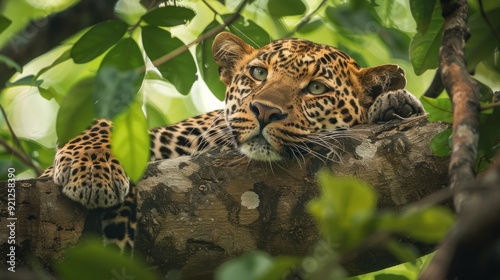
438,0 -> 480,213
0,119 -> 450,278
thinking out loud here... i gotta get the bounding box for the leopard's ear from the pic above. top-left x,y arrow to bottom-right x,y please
212,32 -> 255,85
358,64 -> 407,97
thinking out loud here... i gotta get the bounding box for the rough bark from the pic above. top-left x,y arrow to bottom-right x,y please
0,118 -> 450,279
438,0 -> 480,212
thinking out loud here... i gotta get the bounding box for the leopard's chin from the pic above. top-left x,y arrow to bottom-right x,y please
239,137 -> 283,161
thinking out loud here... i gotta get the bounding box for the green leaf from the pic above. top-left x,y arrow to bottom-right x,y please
215,251 -> 298,280
114,0 -> 147,25
55,240 -> 158,280
145,103 -> 168,129
56,78 -> 96,145
0,14 -> 12,34
378,206 -> 455,243
374,273 -> 411,280
0,55 -> 22,73
39,86 -> 64,104
385,239 -> 418,264
141,25 -> 196,95
196,20 -> 227,101
410,0 -> 437,34
466,7 -> 500,71
111,102 -> 149,183
94,38 -> 144,119
222,14 -> 271,48
420,96 -> 453,123
307,171 -> 376,250
326,4 -> 380,34
35,48 -> 72,79
5,75 -> 42,88
429,129 -> 452,157
409,0 -> 443,75
142,6 -> 196,27
478,107 -> 500,161
71,20 -> 128,64
267,0 -> 306,17
296,19 -> 323,34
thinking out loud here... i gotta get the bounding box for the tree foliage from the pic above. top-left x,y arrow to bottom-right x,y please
0,0 -> 499,279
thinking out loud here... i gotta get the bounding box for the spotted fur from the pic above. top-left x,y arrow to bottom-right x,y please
41,32 -> 424,250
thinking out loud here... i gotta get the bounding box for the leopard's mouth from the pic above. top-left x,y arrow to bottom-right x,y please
239,136 -> 283,161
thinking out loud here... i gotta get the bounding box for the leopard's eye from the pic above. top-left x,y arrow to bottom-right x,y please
307,81 -> 328,94
250,66 -> 268,81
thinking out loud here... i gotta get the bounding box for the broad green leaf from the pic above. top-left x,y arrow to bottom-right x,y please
215,251 -> 297,280
409,0 -> 443,75
267,0 -> 306,17
326,4 -> 380,34
378,206 -> 455,243
55,240 -> 158,280
429,129 -> 452,157
0,15 -> 11,34
145,103 -> 168,129
114,0 -> 147,25
196,20 -> 227,101
94,37 -> 144,119
374,273 -> 411,280
420,96 -> 453,123
142,6 -> 196,27
141,25 -> 196,95
5,75 -> 42,88
222,14 -> 271,48
466,7 -> 500,71
71,20 -> 128,63
307,171 -> 376,250
0,54 -> 21,72
35,48 -> 72,79
56,78 -> 96,145
378,27 -> 411,60
410,0 -> 437,34
111,102 -> 149,183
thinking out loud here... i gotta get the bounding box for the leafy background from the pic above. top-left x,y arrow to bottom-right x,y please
0,0 -> 499,279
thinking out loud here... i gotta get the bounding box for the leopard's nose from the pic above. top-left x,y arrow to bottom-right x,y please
249,101 -> 288,128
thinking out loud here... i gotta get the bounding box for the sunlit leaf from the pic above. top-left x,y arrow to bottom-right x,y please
55,240 -> 158,280
222,14 -> 271,48
429,129 -> 452,157
93,37 -> 144,119
378,206 -> 455,243
114,0 -> 147,25
374,273 -> 411,280
38,85 -> 64,104
409,0 -> 443,75
35,48 -> 72,79
71,20 -> 128,63
111,102 -> 149,183
145,103 -> 168,129
307,171 -> 376,250
420,96 -> 453,123
196,20 -> 227,101
267,0 -> 306,17
142,6 -> 196,27
56,78 -> 96,145
141,25 -> 196,95
410,0 -> 437,34
0,14 -> 11,34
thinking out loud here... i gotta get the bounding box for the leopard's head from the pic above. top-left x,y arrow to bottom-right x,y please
212,32 -> 406,161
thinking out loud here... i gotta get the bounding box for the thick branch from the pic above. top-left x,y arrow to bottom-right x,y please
0,119 -> 450,278
439,0 -> 480,212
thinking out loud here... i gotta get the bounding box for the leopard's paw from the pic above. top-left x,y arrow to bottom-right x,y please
51,120 -> 129,209
368,89 -> 425,123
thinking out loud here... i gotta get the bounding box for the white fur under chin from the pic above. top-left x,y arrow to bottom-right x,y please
239,141 -> 283,161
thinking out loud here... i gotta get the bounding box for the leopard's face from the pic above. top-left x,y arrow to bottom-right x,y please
213,32 -> 406,161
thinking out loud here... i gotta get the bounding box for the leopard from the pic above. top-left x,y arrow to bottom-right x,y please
40,32 -> 424,251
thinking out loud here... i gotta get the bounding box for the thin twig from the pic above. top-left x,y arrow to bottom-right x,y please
478,0 -> 500,44
423,70 -> 444,98
285,0 -> 328,37
480,101 -> 500,111
143,0 -> 250,71
0,138 -> 42,175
